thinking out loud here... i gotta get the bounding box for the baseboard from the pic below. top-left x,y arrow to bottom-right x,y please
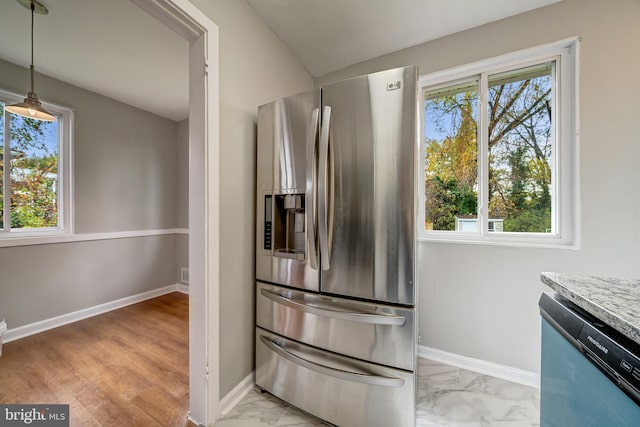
419,345 -> 540,389
176,284 -> 189,294
186,416 -> 203,427
219,371 -> 255,416
4,284 -> 184,343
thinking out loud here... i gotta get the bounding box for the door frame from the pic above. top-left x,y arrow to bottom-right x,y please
131,0 -> 220,425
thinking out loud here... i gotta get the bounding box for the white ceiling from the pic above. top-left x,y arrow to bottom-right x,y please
0,0 -> 560,121
247,0 -> 561,77
0,0 -> 189,121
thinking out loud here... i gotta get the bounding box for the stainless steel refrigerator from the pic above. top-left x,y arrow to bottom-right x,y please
255,65 -> 417,427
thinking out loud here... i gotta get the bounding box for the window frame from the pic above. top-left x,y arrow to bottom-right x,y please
417,38 -> 580,248
0,88 -> 74,240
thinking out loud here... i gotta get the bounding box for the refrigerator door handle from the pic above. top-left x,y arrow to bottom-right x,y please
318,106 -> 332,270
259,335 -> 405,387
306,108 -> 320,270
260,288 -> 407,326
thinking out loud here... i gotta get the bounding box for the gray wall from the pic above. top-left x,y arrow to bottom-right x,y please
0,58 -> 184,329
188,0 -> 314,396
1,0 -> 312,398
0,59 -> 179,233
177,119 -> 189,229
316,0 -> 640,374
176,119 -> 189,285
0,235 -> 177,326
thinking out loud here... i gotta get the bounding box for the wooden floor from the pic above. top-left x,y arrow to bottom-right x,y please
0,292 -> 189,427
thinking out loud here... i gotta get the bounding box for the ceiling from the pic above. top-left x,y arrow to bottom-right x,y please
0,0 -> 189,121
0,0 -> 560,122
247,0 -> 561,77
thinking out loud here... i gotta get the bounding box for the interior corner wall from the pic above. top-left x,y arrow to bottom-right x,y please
176,118 -> 189,285
186,0 -> 314,397
177,119 -> 189,230
315,0 -> 640,374
0,58 -> 181,329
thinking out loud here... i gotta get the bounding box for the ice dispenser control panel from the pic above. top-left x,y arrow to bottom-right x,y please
264,195 -> 272,250
264,194 -> 305,261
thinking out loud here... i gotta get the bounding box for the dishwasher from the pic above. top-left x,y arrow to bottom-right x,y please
538,292 -> 640,426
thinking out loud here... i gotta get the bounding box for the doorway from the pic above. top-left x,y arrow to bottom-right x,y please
131,0 -> 220,424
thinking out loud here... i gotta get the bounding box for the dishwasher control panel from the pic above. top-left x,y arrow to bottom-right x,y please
539,292 -> 640,405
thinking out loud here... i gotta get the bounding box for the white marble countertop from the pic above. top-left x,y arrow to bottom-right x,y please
541,272 -> 640,346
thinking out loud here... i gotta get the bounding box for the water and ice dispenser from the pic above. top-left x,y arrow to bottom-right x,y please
256,90 -> 317,289
263,194 -> 305,261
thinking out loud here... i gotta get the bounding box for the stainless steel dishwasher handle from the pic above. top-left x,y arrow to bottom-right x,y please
260,288 -> 406,326
260,335 -> 405,388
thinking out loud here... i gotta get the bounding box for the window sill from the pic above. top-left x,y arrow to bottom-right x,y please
0,229 -> 71,245
417,234 -> 580,250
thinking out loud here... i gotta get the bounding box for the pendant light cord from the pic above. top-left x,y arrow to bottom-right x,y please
5,0 -> 56,121
30,0 -> 35,94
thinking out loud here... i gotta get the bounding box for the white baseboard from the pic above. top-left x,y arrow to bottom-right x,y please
176,284 -> 189,294
4,284 -> 185,343
419,345 -> 540,389
219,371 -> 255,416
186,415 -> 204,427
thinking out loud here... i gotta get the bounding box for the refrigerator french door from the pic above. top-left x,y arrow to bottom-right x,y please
256,66 -> 417,427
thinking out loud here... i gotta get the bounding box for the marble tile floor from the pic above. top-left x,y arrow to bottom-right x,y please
214,358 -> 540,427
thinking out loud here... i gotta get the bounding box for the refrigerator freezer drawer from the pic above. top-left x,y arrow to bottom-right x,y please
256,327 -> 415,427
256,282 -> 415,371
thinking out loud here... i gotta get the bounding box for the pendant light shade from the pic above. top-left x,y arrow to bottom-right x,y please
6,0 -> 56,122
6,91 -> 56,122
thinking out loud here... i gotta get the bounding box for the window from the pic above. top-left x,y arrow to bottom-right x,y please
0,89 -> 72,239
418,39 -> 579,247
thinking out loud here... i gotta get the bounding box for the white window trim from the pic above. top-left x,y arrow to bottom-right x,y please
417,37 -> 580,249
0,88 -> 74,240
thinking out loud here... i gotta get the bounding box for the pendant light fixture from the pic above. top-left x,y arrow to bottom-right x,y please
6,0 -> 56,122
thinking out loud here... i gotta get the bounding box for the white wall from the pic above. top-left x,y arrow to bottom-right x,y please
187,0 -> 314,396
316,0 -> 640,373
